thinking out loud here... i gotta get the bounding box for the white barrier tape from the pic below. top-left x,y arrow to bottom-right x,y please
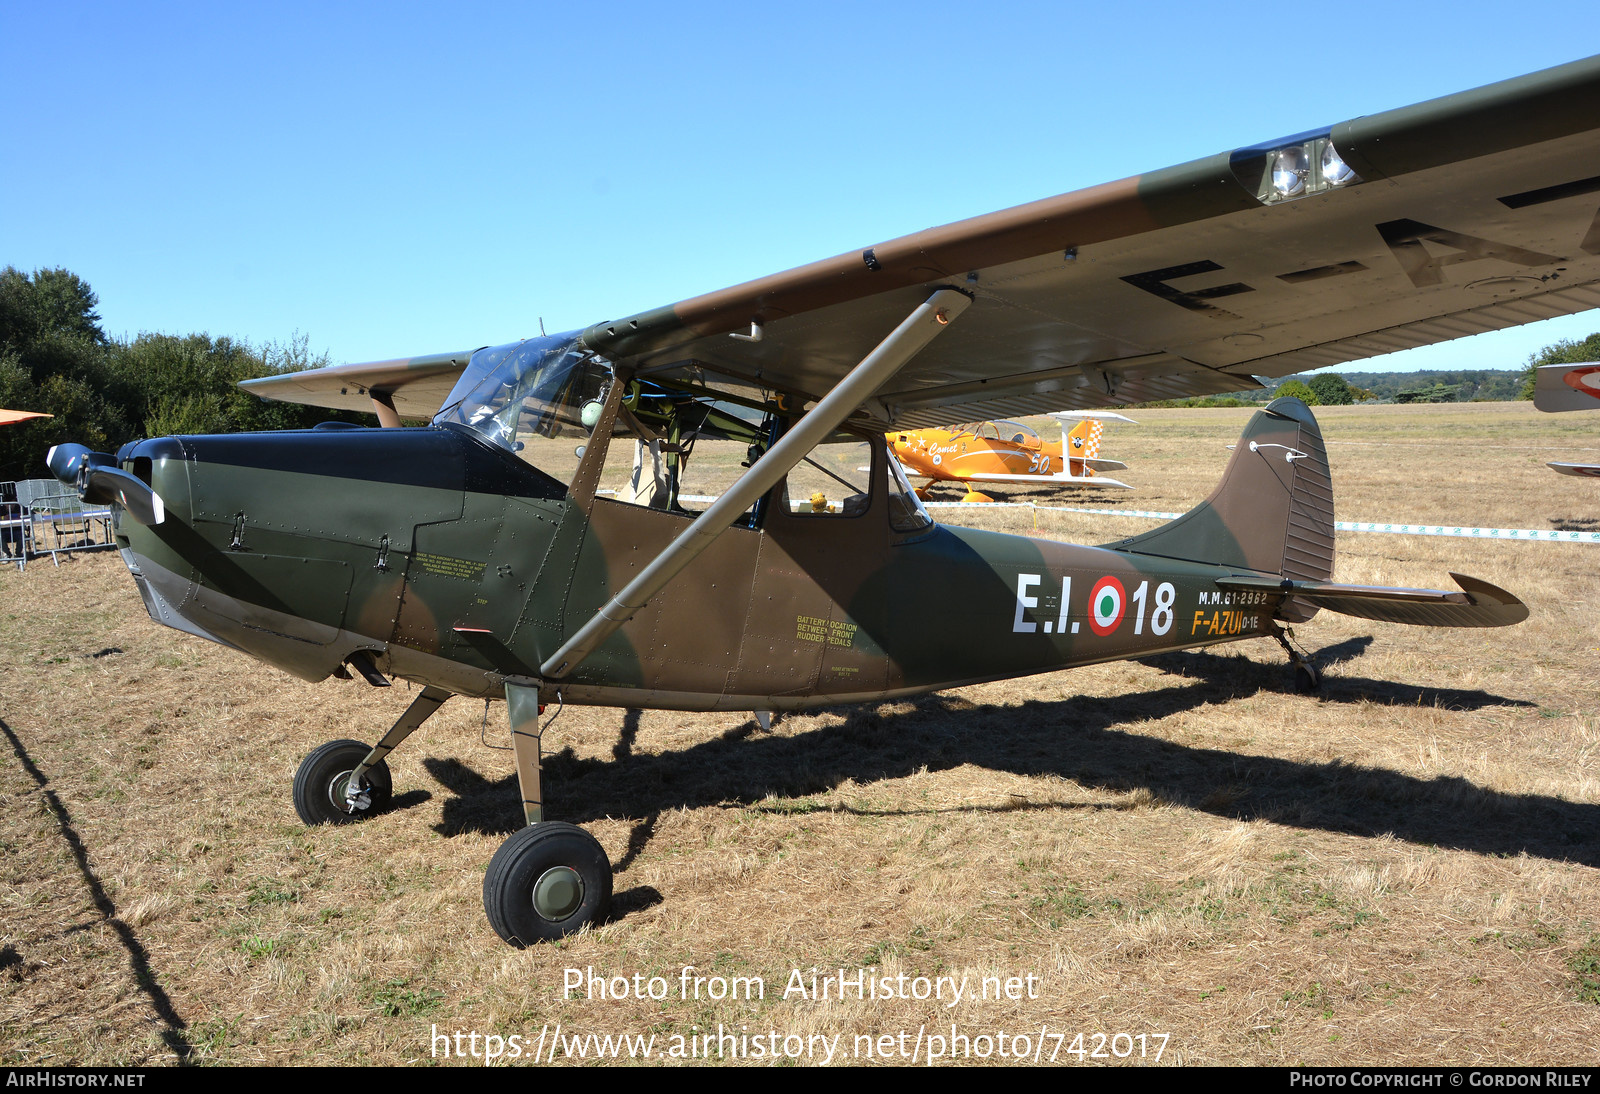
1333,522 -> 1600,543
923,502 -> 1600,544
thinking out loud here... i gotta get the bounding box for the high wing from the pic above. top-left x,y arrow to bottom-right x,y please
239,350 -> 474,423
574,56 -> 1600,428
245,57 -> 1600,429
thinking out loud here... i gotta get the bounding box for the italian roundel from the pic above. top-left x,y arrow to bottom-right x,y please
1088,576 -> 1126,636
1562,366 -> 1600,401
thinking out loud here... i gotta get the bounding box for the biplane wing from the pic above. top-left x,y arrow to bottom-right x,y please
0,409 -> 52,425
1530,363 -> 1600,476
1549,461 -> 1600,476
962,468 -> 1132,489
1533,362 -> 1600,412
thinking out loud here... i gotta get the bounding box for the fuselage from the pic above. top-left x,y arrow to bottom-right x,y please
888,423 -> 1068,482
110,425 -> 1280,711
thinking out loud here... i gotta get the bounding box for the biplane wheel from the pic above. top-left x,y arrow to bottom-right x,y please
1294,662 -> 1321,693
292,739 -> 392,825
483,822 -> 613,946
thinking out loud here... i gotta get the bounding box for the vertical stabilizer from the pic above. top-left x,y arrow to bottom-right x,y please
1063,418 -> 1099,476
1105,398 -> 1334,617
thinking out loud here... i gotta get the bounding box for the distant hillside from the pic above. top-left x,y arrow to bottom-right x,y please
1332,369 -> 1524,403
1134,369 -> 1524,408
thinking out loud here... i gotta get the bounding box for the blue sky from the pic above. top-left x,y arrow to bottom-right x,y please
4,2 -> 1598,375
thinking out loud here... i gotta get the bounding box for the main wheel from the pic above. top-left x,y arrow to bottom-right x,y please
293,739 -> 392,825
483,822 -> 613,946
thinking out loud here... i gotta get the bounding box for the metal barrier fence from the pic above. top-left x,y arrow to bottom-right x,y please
1,479 -> 115,571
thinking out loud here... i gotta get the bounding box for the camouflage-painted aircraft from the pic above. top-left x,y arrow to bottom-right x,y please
47,56 -> 1600,947
889,411 -> 1138,501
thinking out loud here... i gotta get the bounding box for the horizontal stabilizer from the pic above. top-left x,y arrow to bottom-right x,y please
1216,572 -> 1527,628
1083,457 -> 1128,472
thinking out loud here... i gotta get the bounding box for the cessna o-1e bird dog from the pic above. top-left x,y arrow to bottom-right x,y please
49,57 -> 1600,946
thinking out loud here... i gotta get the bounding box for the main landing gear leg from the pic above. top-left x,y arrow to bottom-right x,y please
1272,625 -> 1320,693
482,683 -> 613,947
292,684 -> 452,825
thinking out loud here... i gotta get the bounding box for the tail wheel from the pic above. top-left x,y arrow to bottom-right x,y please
483,822 -> 613,946
293,739 -> 391,825
1294,662 -> 1321,693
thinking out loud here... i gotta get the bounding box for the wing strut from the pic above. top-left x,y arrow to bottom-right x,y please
540,287 -> 972,680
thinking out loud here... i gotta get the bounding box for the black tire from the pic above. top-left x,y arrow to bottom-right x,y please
293,739 -> 391,825
1294,662 -> 1321,693
483,822 -> 613,946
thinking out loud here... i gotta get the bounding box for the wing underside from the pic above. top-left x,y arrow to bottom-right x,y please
239,351 -> 474,420
576,56 -> 1600,428
241,58 -> 1600,430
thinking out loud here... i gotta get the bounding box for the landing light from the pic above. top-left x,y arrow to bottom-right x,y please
1321,142 -> 1355,187
1271,147 -> 1308,198
1235,132 -> 1362,206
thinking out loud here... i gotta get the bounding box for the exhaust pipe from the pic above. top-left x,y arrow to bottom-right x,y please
46,443 -> 166,526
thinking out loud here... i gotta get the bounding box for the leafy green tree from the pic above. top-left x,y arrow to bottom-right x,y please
1519,332 -> 1600,399
1274,379 -> 1319,405
0,266 -> 361,482
0,267 -> 126,480
1307,374 -> 1354,405
108,331 -> 358,436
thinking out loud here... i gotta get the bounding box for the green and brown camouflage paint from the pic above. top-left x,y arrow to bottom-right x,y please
103,397 -> 1432,715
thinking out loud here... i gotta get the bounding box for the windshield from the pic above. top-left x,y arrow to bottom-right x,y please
432,332 -> 609,452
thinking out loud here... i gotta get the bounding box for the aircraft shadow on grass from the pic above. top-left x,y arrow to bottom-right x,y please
1,717 -> 193,1062
417,635 -> 1592,895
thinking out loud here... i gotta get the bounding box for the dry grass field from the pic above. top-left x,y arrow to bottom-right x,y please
3,400 -> 1598,1067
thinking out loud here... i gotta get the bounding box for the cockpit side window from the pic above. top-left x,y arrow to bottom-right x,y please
779,438 -> 873,518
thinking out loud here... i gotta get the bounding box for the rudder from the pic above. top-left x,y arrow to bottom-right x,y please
1105,397 -> 1334,616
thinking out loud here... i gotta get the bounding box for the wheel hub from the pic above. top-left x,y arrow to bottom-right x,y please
532,866 -> 584,921
330,772 -> 370,814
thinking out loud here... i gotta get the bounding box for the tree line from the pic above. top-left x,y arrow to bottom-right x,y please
6,264 -> 1598,482
0,266 -> 362,483
1132,337 -> 1599,410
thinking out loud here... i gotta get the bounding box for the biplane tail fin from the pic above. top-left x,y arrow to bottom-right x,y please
1062,418 -> 1097,476
1057,415 -> 1130,475
1106,397 -> 1334,620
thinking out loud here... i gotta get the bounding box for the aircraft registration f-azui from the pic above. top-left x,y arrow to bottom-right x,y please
889,411 -> 1137,501
47,57 -> 1600,947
